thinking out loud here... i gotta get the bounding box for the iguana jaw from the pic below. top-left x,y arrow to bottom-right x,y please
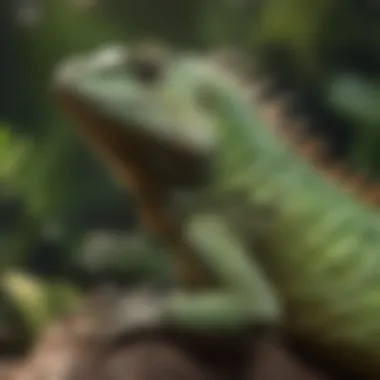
55,88 -> 206,190
55,86 -> 201,245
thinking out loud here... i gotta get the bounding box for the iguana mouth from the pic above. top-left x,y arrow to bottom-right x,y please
210,51 -> 380,208
56,89 -> 208,191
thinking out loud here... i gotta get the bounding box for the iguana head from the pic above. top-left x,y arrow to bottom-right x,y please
53,43 -> 218,190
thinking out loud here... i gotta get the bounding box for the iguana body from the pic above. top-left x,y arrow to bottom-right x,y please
54,44 -> 380,377
53,45 -> 278,303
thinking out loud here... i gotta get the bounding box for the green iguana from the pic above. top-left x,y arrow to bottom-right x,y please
53,43 -> 380,378
53,42 -> 280,330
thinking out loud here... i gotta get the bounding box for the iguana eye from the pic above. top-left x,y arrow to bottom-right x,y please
128,43 -> 171,85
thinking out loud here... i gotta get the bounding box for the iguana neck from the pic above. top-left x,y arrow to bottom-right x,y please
204,73 -> 302,188
206,71 -> 380,218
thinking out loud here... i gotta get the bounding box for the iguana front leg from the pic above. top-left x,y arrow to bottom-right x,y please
89,209 -> 281,341
166,210 -> 281,327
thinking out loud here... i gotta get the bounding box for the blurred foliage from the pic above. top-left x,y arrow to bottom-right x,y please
0,0 -> 379,354
0,126 -> 31,184
328,74 -> 380,173
1,270 -> 80,341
